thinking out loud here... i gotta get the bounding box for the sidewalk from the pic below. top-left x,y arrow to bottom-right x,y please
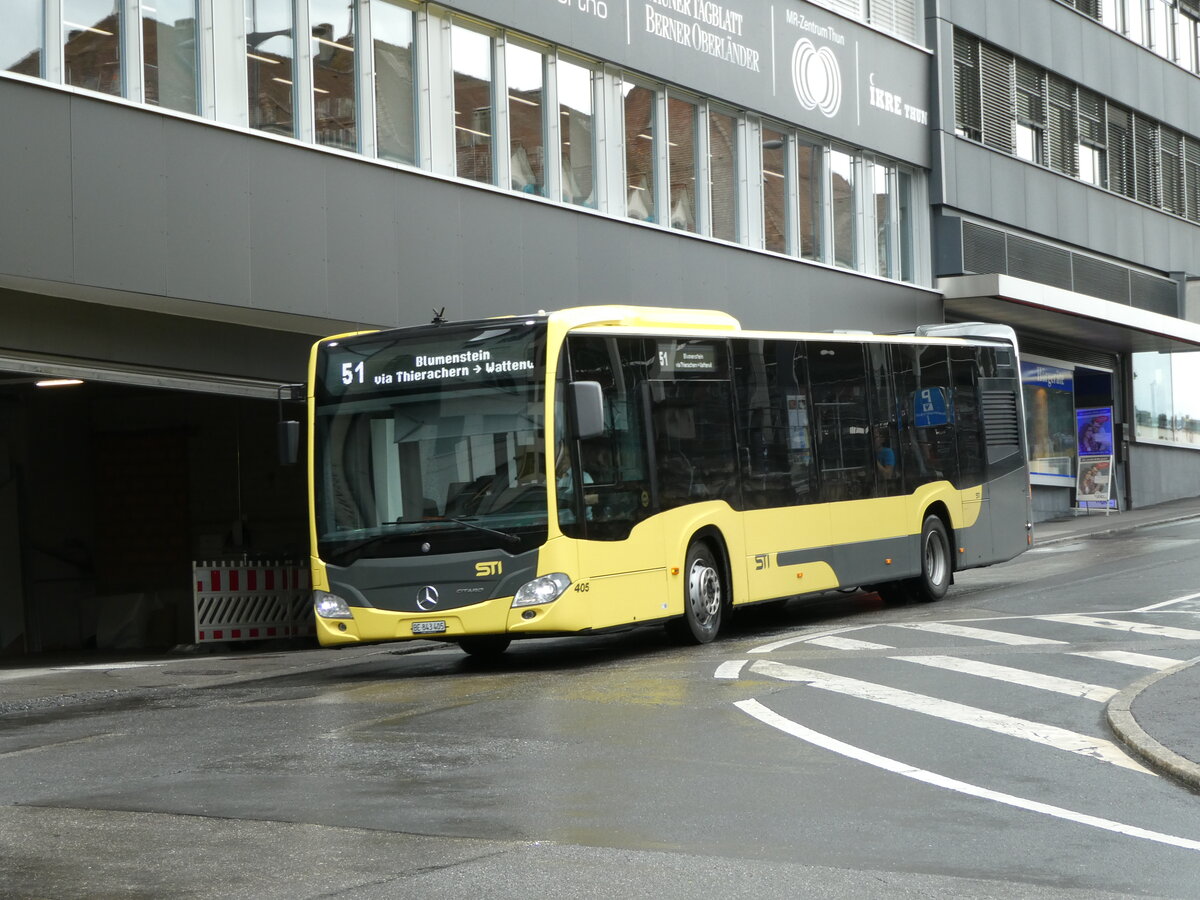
3,497 -> 1200,787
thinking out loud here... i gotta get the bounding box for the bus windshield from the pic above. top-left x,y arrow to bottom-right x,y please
314,320 -> 548,562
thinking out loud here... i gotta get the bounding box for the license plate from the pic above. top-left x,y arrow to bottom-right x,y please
411,620 -> 447,635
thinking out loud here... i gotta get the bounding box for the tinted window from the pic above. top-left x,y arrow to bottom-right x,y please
807,342 -> 871,502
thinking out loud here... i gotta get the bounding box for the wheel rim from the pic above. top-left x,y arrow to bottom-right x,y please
924,529 -> 948,588
688,557 -> 722,627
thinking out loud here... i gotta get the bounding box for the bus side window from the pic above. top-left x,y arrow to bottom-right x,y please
952,346 -> 985,487
806,342 -> 871,502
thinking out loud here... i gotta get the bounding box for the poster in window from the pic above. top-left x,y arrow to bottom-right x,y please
1076,407 -> 1113,456
1076,456 -> 1112,504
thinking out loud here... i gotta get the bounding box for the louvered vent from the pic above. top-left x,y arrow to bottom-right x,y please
982,390 -> 1021,462
1072,255 -> 1132,304
962,221 -> 1007,274
1007,235 -> 1072,289
1130,272 -> 1179,316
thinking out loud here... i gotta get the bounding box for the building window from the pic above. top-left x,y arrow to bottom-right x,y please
451,23 -> 494,185
1175,5 -> 1197,69
1107,105 -> 1134,197
873,161 -> 895,279
761,126 -> 788,254
952,31 -> 981,141
373,0 -> 417,165
897,169 -> 915,282
667,94 -> 698,232
311,0 -> 357,151
1148,0 -> 1176,59
1133,114 -> 1160,206
709,107 -> 738,242
143,0 -> 198,113
1077,88 -> 1107,187
246,0 -> 296,137
830,147 -> 858,270
1014,61 -> 1045,165
5,1 -> 42,77
1161,126 -> 1186,215
797,139 -> 823,261
1047,76 -> 1077,176
1185,136 -> 1200,220
558,56 -> 595,207
622,80 -> 657,222
64,0 -> 123,96
506,42 -> 546,196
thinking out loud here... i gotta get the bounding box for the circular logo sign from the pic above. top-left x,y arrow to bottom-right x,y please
416,585 -> 440,611
791,38 -> 842,118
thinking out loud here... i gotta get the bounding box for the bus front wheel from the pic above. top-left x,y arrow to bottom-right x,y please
458,635 -> 512,657
911,515 -> 951,602
670,541 -> 725,644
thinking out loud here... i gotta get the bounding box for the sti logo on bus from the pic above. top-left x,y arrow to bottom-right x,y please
476,561 -> 502,577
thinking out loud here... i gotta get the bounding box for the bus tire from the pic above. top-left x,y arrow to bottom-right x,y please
670,540 -> 725,644
458,635 -> 512,657
911,515 -> 951,602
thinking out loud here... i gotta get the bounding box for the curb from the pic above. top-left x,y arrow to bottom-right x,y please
1106,657 -> 1200,793
1033,511 -> 1200,547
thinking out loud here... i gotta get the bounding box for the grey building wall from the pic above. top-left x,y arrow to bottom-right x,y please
1130,442 -> 1200,507
927,0 -> 1200,279
0,76 -> 940,369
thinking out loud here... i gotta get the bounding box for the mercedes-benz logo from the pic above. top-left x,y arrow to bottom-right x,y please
416,585 -> 440,611
791,38 -> 842,118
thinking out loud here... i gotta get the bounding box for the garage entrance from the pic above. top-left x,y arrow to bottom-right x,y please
0,364 -> 308,655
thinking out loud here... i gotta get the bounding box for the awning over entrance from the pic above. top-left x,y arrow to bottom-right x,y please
939,275 -> 1200,354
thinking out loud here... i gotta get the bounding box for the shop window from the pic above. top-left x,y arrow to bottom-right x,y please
761,126 -> 788,254
246,0 -> 296,137
373,0 -> 417,165
4,1 -> 42,77
143,0 -> 198,113
1021,361 -> 1076,480
622,80 -> 657,222
709,107 -> 738,242
667,94 -> 698,232
65,0 -> 122,96
1133,351 -> 1200,447
506,43 -> 546,196
558,57 -> 595,207
451,24 -> 495,185
310,0 -> 356,150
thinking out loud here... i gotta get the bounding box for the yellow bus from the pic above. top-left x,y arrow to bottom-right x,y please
303,306 -> 1031,655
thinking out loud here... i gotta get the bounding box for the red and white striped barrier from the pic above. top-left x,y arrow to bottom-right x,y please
193,560 -> 313,644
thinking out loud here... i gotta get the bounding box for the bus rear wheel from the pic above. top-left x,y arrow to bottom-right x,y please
457,635 -> 512,657
670,541 -> 725,644
910,515 -> 951,602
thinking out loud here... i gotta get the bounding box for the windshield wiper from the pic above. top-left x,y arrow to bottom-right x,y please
445,516 -> 522,548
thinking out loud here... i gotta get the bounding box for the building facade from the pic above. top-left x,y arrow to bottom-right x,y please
1,0 -> 1198,655
930,0 -> 1200,520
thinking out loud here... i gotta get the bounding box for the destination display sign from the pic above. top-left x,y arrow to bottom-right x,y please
654,341 -> 722,376
318,324 -> 547,400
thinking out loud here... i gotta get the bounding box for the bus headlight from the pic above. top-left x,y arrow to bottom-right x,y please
512,573 -> 571,608
314,590 -> 353,619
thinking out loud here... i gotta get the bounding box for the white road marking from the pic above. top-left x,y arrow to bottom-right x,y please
806,635 -> 894,650
1069,650 -> 1184,670
748,660 -> 1150,773
896,655 -> 1117,701
893,622 -> 1067,646
1038,614 -> 1200,641
715,660 -> 748,679
749,627 -> 866,654
1132,592 -> 1200,612
736,699 -> 1200,853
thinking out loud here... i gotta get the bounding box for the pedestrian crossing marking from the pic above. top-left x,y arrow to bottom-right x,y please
1069,650 -> 1183,670
895,655 -> 1117,701
748,660 -> 1151,773
806,635 -> 894,651
1037,614 -> 1200,641
894,622 -> 1067,645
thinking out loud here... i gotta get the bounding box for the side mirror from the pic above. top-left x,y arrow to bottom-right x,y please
277,420 -> 301,465
569,381 -> 605,440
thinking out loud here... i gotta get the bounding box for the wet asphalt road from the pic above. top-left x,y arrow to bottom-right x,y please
5,521 -> 1200,898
